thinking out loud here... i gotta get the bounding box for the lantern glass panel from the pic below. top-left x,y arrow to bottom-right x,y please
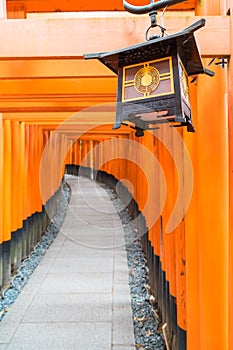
125,65 -> 144,80
124,86 -> 142,100
178,56 -> 190,104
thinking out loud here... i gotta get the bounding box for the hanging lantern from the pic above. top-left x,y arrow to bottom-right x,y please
84,2 -> 213,136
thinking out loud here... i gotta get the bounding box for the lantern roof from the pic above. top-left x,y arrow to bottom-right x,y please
84,19 -> 206,77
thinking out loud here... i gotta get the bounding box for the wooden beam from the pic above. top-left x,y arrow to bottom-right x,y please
3,112 -> 72,120
3,108 -> 117,124
6,0 -> 196,13
0,59 -> 114,78
0,73 -> 117,112
0,93 -> 116,112
0,14 -> 229,58
0,77 -> 117,94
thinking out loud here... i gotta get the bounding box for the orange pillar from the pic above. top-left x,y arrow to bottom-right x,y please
23,124 -> 30,220
0,114 -> 3,287
64,138 -> 73,169
3,119 -> 11,242
35,126 -> 43,213
11,121 -> 20,233
60,134 -> 67,177
197,63 -> 228,350
0,114 -> 3,245
228,10 -> 233,350
195,3 -> 229,349
7,1 -> 26,18
28,125 -> 35,217
170,128 -> 186,346
18,122 -> 25,229
57,133 -> 65,183
46,130 -> 54,200
184,80 -> 201,350
93,140 -> 99,172
149,133 -> 161,304
196,0 -> 223,14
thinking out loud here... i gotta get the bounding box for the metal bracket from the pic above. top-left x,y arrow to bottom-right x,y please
123,0 -> 186,14
123,0 -> 186,40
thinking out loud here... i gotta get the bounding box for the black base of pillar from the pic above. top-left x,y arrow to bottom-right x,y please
2,240 -> 11,287
170,295 -> 178,349
0,243 -> 3,289
177,325 -> 186,350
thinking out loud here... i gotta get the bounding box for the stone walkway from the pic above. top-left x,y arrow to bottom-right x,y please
0,176 -> 135,350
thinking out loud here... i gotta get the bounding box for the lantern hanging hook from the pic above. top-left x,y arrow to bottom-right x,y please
123,0 -> 186,40
145,10 -> 166,41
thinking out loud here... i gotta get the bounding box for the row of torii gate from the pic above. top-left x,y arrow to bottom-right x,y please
0,1 -> 233,349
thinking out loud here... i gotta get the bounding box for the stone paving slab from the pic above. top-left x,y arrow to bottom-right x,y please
6,322 -> 112,350
56,244 -> 114,258
38,272 -> 113,294
0,176 -> 135,349
22,293 -> 112,323
49,256 -> 114,273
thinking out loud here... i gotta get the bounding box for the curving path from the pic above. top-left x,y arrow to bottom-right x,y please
0,175 -> 135,350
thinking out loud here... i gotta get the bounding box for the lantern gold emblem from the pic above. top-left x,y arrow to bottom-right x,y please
134,66 -> 160,95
